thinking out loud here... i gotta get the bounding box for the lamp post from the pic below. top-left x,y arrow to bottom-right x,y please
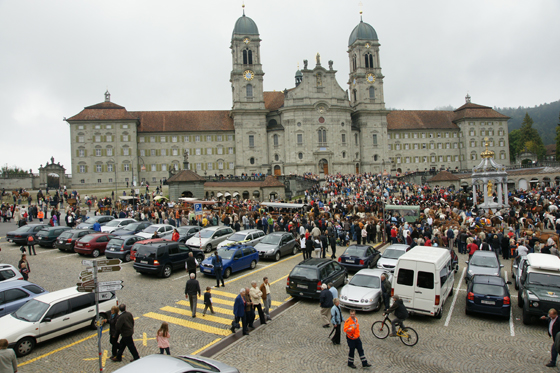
137,156 -> 145,188
107,159 -> 117,201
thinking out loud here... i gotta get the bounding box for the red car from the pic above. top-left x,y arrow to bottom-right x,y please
74,233 -> 116,257
130,238 -> 171,261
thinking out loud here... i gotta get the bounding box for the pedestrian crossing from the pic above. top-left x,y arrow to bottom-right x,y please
142,288 -> 281,337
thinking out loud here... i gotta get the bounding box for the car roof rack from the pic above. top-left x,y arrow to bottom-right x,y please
527,253 -> 560,272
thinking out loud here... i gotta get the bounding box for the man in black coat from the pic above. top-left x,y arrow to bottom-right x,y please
185,252 -> 197,279
304,236 -> 314,260
542,308 -> 560,367
111,304 -> 140,362
384,295 -> 409,337
185,273 -> 201,318
319,283 -> 334,328
320,231 -> 328,259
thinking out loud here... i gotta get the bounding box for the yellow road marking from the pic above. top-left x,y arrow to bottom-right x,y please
270,274 -> 288,285
284,296 -> 292,301
191,338 -> 222,355
210,289 -> 282,306
143,312 -> 230,336
190,302 -> 233,315
161,306 -> 235,325
133,332 -> 156,346
83,349 -> 109,367
225,253 -> 302,285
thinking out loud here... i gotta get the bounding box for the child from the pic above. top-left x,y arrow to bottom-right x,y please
203,286 -> 215,316
156,322 -> 170,355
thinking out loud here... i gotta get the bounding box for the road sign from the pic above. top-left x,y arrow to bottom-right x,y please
79,269 -> 93,277
99,281 -> 123,286
98,284 -> 124,292
94,259 -> 122,266
80,274 -> 94,282
98,265 -> 121,273
77,286 -> 95,293
194,203 -> 202,216
77,280 -> 94,287
82,260 -> 94,267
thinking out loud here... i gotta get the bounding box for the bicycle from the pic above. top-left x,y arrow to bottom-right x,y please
371,314 -> 418,347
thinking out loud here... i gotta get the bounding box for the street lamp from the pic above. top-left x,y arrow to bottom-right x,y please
107,159 -> 117,201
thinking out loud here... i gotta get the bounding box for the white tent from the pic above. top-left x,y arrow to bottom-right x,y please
224,192 -> 231,197
216,192 -> 223,197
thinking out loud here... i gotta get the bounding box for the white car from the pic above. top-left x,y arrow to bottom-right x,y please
0,264 -> 24,283
339,269 -> 392,312
376,244 -> 410,272
186,226 -> 234,253
0,287 -> 118,357
135,224 -> 174,239
216,229 -> 265,249
101,218 -> 137,233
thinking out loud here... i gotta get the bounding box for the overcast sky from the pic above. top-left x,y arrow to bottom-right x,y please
1,0 -> 559,173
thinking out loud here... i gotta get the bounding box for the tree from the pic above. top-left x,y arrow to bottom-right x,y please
0,166 -> 30,178
508,129 -> 522,162
511,113 -> 547,160
556,111 -> 560,161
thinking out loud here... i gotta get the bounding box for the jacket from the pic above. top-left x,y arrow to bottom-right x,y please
203,292 -> 212,306
320,289 -> 334,308
115,311 -> 135,338
548,317 -> 560,338
343,316 -> 360,340
108,312 -> 120,338
211,254 -> 223,269
249,286 -> 263,305
331,304 -> 342,325
233,294 -> 246,317
185,279 -> 201,296
186,256 -> 197,272
243,293 -> 253,312
386,298 -> 408,320
381,279 -> 391,295
259,283 -> 269,301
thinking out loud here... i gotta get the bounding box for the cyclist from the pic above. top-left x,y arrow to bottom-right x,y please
383,295 -> 409,337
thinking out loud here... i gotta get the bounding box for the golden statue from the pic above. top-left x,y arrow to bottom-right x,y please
487,180 -> 493,196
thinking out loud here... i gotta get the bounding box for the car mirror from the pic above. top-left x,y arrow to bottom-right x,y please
43,318 -> 52,323
465,261 -> 469,264
506,281 -> 512,285
500,264 -> 504,268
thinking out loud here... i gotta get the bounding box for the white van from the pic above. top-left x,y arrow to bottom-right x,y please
392,246 -> 455,318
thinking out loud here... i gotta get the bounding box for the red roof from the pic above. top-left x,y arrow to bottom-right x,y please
67,101 -> 138,121
167,170 -> 206,183
453,102 -> 509,121
387,111 -> 458,130
130,110 -> 234,133
264,91 -> 284,111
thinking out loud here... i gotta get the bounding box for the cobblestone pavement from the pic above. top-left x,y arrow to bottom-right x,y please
0,219 -> 556,373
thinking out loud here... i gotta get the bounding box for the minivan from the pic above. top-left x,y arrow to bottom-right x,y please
133,241 -> 205,278
0,280 -> 48,317
286,258 -> 348,300
186,226 -> 234,253
392,246 -> 455,318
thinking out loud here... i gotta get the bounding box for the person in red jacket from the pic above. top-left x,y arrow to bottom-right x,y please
171,229 -> 180,242
467,237 -> 478,260
343,310 -> 372,369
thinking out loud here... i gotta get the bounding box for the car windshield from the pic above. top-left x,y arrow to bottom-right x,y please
142,226 -> 159,233
13,299 -> 49,322
123,223 -> 141,231
382,249 -> 405,260
177,227 -> 193,234
226,233 -> 247,242
217,249 -> 236,259
109,238 -> 124,246
175,357 -> 219,372
345,247 -> 367,257
195,230 -> 215,239
13,226 -> 32,233
470,255 -> 498,268
80,235 -> 96,243
349,274 -> 380,288
472,283 -> 505,296
59,232 -> 73,239
85,216 -> 102,223
105,220 -> 122,227
261,235 -> 281,245
527,273 -> 560,288
290,266 -> 317,280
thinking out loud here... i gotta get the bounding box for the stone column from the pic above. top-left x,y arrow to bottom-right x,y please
483,182 -> 488,206
473,183 -> 477,205
504,182 -> 509,206
497,182 -> 503,206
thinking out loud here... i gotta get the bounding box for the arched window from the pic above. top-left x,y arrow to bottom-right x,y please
369,86 -> 375,99
352,55 -> 357,71
246,84 -> 253,97
374,154 -> 378,161
365,53 -> 373,68
243,49 -> 253,65
355,133 -> 359,145
353,90 -> 357,102
273,134 -> 279,146
250,157 -> 255,165
274,154 -> 279,161
318,128 -> 327,144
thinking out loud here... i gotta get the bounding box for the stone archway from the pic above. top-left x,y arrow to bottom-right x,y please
39,157 -> 67,190
319,159 -> 328,175
182,191 -> 194,198
47,173 -> 60,188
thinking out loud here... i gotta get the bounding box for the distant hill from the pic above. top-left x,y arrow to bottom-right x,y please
495,100 -> 560,145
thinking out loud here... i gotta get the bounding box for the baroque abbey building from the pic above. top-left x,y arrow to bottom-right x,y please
67,12 -> 510,187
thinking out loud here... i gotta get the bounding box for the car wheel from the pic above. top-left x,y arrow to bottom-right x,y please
92,249 -> 100,258
449,286 -> 454,296
224,267 -> 232,279
205,244 -> 212,253
434,309 -> 442,319
250,260 -> 257,269
15,337 -> 35,357
514,281 -> 519,291
78,252 -> 84,256
274,252 -> 281,261
292,246 -> 298,255
125,253 -> 131,262
162,264 -> 172,278
522,307 -> 532,325
91,312 -> 107,329
373,298 -> 382,312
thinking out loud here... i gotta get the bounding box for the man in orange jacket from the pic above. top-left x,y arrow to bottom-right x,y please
343,310 -> 371,369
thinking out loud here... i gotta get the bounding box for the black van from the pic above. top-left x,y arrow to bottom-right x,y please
133,241 -> 205,278
286,258 -> 347,300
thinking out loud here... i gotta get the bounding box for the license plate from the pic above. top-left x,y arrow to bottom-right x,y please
8,239 -> 12,243
346,260 -> 355,263
141,260 -> 148,264
39,237 -> 43,240
203,268 -> 210,272
58,240 -> 63,243
481,300 -> 495,305
297,284 -> 307,289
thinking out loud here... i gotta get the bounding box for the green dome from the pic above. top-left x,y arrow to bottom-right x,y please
348,20 -> 378,46
232,15 -> 259,37
295,70 -> 303,77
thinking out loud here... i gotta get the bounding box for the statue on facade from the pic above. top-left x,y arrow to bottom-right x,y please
316,74 -> 322,86
487,180 -> 493,196
328,60 -> 333,70
50,157 -> 54,164
303,59 -> 308,69
183,150 -> 188,163
316,53 -> 321,65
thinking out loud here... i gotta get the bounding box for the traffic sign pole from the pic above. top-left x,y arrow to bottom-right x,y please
93,261 -> 102,373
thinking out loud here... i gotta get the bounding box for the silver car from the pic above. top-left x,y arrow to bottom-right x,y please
512,255 -> 527,290
112,354 -> 239,373
376,244 -> 410,272
466,250 -> 503,283
186,226 -> 234,253
217,229 -> 265,249
339,269 -> 392,312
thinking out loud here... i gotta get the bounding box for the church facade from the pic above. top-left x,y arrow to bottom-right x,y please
66,13 -> 511,187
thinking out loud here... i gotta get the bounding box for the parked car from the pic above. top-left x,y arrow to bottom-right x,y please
201,245 -> 259,279
54,229 -> 95,252
286,258 -> 348,300
100,218 -> 137,233
136,224 -> 174,239
465,274 -> 511,320
35,227 -> 72,248
339,268 -> 392,312
110,221 -> 152,236
338,245 -> 381,271
160,225 -> 202,243
216,229 -> 265,249
0,264 -> 24,283
511,255 -> 527,290
74,233 -> 116,257
105,235 -> 146,262
130,238 -> 171,261
466,250 -> 503,283
0,287 -> 118,356
133,241 -> 205,278
254,232 -> 297,261
518,253 -> 560,324
6,224 -> 49,245
111,354 -> 240,373
186,226 -> 234,253
0,280 -> 48,317
376,244 -> 411,272
76,215 -> 115,230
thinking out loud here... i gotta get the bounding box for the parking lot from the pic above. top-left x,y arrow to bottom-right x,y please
0,220 -> 555,373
